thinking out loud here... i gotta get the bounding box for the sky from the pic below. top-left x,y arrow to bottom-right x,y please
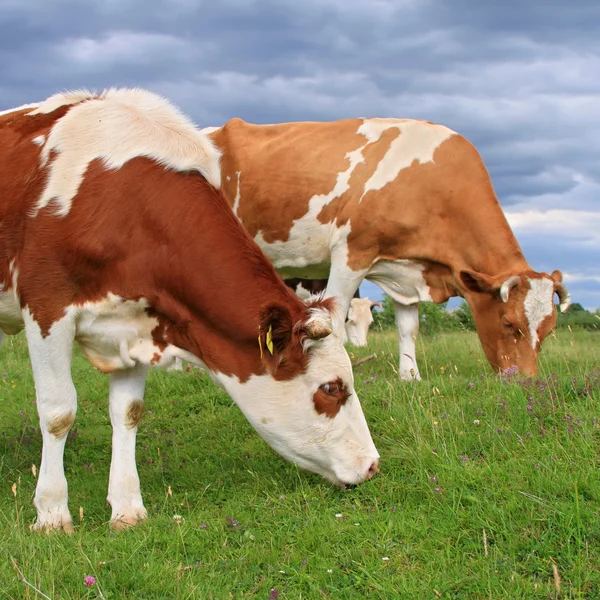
2,0 -> 599,310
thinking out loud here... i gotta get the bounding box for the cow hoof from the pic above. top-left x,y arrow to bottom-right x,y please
110,507 -> 148,530
32,515 -> 75,534
399,371 -> 421,382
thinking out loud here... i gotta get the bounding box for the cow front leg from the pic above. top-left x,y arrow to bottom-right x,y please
107,364 -> 149,529
394,302 -> 422,381
24,312 -> 77,533
325,260 -> 368,341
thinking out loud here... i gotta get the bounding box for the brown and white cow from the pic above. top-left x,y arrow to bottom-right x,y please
203,118 -> 570,380
0,90 -> 379,532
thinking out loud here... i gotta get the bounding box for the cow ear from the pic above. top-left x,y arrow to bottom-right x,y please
459,270 -> 496,294
550,269 -> 563,283
258,305 -> 293,360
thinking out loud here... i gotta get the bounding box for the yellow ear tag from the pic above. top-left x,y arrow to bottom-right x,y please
266,325 -> 274,355
258,327 -> 264,360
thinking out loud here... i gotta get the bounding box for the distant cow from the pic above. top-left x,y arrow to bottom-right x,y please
0,90 -> 379,532
204,118 -> 570,380
345,298 -> 382,347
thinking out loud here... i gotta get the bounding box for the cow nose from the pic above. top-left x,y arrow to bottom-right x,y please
367,459 -> 380,479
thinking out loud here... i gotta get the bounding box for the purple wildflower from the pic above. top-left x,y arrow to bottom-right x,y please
83,575 -> 96,587
269,589 -> 279,600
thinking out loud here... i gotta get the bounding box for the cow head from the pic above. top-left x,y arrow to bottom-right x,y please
460,269 -> 570,376
217,300 -> 380,487
345,298 -> 382,347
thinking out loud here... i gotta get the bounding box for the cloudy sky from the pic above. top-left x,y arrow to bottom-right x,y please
2,0 -> 599,309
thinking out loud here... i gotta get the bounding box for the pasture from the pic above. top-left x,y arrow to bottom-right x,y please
1,327 -> 599,599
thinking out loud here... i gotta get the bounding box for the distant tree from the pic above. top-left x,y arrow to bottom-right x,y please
371,295 -> 395,329
455,301 -> 476,331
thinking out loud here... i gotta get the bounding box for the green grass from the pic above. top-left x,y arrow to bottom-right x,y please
1,328 -> 599,599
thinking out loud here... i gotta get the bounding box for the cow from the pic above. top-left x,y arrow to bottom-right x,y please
0,89 -> 379,533
345,298 -> 382,347
203,118 -> 571,380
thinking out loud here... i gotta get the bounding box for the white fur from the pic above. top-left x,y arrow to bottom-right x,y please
218,330 -> 379,486
107,364 -> 149,525
0,102 -> 40,117
524,277 -> 555,348
29,88 -> 221,217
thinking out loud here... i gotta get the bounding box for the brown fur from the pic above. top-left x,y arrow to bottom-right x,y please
126,400 -> 145,429
48,413 -> 75,438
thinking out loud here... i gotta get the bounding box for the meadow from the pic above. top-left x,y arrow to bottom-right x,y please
1,326 -> 599,599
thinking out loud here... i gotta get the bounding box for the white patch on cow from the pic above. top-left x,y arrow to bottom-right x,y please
366,259 -> 432,304
216,330 -> 379,486
357,119 -> 456,202
232,171 -> 242,214
200,125 -> 220,135
0,102 -> 40,117
32,135 -> 46,146
524,277 -> 554,348
28,89 -> 97,115
72,293 -> 194,372
28,88 -> 221,217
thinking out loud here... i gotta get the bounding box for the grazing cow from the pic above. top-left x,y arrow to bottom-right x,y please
0,90 -> 379,532
204,118 -> 570,380
345,298 -> 382,347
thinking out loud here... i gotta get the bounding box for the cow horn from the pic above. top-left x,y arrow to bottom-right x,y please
499,275 -> 521,303
304,320 -> 332,339
555,282 -> 571,313
371,301 -> 382,309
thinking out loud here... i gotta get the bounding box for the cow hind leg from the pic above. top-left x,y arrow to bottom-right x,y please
394,302 -> 422,381
107,364 -> 149,530
24,312 -> 77,533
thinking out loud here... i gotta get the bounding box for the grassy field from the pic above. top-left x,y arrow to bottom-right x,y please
1,327 -> 599,599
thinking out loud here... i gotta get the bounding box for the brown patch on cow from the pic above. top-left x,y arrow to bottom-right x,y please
48,413 -> 75,438
126,399 -> 145,429
151,352 -> 162,364
312,378 -> 350,418
211,118 -> 365,243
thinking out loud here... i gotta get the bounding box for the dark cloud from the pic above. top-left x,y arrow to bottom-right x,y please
1,0 -> 598,308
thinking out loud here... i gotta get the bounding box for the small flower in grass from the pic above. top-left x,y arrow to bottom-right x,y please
269,588 -> 279,599
473,419 -> 480,425
200,523 -> 208,529
335,513 -> 343,518
83,575 -> 96,587
382,557 -> 390,561
434,486 -> 441,495
460,455 -> 468,463
468,382 -> 474,388
429,476 -> 437,483
226,516 -> 239,530
173,514 -> 183,524
327,569 -> 333,573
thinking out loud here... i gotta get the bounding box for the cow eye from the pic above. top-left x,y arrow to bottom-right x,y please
320,382 -> 342,394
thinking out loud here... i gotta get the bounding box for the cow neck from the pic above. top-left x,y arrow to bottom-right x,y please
132,168 -> 305,380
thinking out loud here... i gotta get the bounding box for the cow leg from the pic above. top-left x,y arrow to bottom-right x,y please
394,302 -> 422,381
325,261 -> 367,341
107,364 -> 149,529
24,312 -> 77,533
